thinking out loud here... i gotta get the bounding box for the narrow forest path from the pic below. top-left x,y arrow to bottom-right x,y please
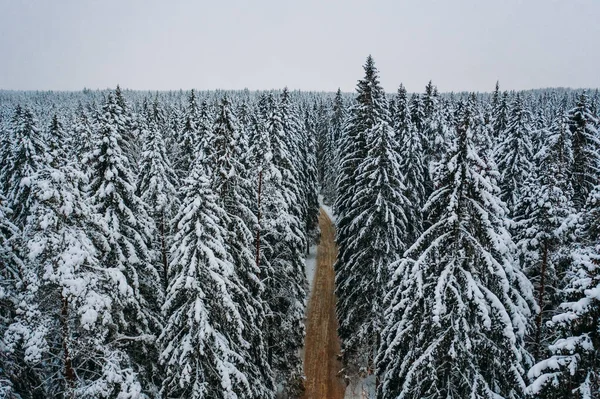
303,209 -> 346,399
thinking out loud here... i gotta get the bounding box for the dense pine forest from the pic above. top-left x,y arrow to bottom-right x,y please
1,56 -> 599,398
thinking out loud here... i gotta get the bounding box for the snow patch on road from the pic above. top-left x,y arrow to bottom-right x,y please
319,195 -> 337,224
322,203 -> 336,223
305,244 -> 318,293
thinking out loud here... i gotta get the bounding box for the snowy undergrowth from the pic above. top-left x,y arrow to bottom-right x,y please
344,375 -> 376,398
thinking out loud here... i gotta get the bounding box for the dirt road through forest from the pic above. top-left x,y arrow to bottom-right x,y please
303,209 -> 345,399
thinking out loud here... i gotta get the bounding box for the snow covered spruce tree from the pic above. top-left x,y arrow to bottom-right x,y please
335,56 -> 376,370
335,55 -> 408,374
391,84 -> 427,246
409,93 -> 426,142
492,88 -> 510,144
159,158 -> 254,399
390,84 -> 409,133
335,57 -> 377,241
568,91 -> 600,210
492,82 -> 501,113
426,95 -> 453,165
342,106 -> 408,373
423,80 -> 438,120
0,110 -> 45,394
318,88 -> 344,208
113,85 -> 141,171
298,105 -> 320,251
530,101 -> 552,159
205,96 -> 275,398
86,91 -> 163,395
163,100 -> 183,166
377,102 -> 535,399
469,93 -> 495,160
0,193 -> 26,397
280,87 -> 318,252
0,114 -> 10,179
312,102 -> 327,200
422,80 -> 450,163
3,114 -> 148,398
321,90 -> 345,206
1,105 -> 46,227
408,89 -> 440,200
495,93 -> 535,215
514,105 -> 576,360
71,102 -> 95,165
527,185 -> 600,398
137,101 -> 179,293
251,92 -> 308,396
195,99 -> 214,172
175,89 -> 201,177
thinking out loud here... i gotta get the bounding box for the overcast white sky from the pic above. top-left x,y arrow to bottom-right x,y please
1,0 -> 599,93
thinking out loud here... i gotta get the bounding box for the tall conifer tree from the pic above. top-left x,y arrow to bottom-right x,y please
206,96 -> 275,398
378,103 -> 535,399
87,91 -> 163,394
569,92 -> 600,209
335,56 -> 407,373
2,106 -> 46,227
528,184 -> 600,398
159,161 -> 252,399
258,93 -> 307,395
137,107 -> 179,294
495,94 -> 535,215
515,106 -> 576,359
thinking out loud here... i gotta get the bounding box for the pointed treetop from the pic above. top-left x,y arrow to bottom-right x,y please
47,114 -> 65,167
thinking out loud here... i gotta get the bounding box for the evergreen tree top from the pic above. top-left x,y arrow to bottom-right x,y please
46,114 -> 65,167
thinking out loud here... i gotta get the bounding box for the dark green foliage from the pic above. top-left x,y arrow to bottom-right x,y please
335,56 -> 408,375
568,92 -> 600,209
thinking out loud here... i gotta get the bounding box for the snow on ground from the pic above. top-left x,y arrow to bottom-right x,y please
300,244 -> 317,394
305,195 -> 336,293
321,203 -> 336,223
344,375 -> 376,398
319,195 -> 337,224
305,244 -> 318,293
